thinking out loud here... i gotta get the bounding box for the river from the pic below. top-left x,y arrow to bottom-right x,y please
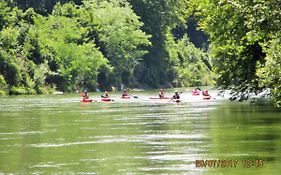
0,89 -> 280,174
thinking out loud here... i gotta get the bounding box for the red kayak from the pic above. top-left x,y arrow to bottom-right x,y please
101,98 -> 112,101
149,97 -> 171,99
203,96 -> 211,100
192,90 -> 200,95
80,99 -> 93,102
121,96 -> 130,99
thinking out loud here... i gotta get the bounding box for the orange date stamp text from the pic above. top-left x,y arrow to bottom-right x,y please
195,159 -> 263,168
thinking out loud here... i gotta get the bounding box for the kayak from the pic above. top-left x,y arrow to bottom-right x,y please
192,90 -> 200,95
149,97 -> 171,99
172,99 -> 181,103
121,96 -> 130,99
203,96 -> 211,100
80,99 -> 93,102
101,98 -> 112,101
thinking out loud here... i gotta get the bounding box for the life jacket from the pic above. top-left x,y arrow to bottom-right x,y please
173,94 -> 180,99
122,92 -> 128,97
83,93 -> 89,99
159,92 -> 164,98
203,90 -> 209,96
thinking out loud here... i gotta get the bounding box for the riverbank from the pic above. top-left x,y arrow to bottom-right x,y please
217,88 -> 273,106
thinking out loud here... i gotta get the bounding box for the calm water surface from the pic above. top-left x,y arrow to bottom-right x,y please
0,90 -> 280,174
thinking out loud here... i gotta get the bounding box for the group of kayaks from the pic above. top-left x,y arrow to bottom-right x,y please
81,97 -> 181,103
80,91 -> 212,103
81,94 -> 136,102
192,90 -> 211,100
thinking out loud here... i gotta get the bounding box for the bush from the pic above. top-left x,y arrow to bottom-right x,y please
9,86 -> 27,95
0,74 -> 7,86
0,90 -> 6,95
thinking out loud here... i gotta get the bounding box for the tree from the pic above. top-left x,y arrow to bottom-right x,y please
6,0 -> 83,15
129,0 -> 190,88
33,14 -> 107,91
190,0 -> 281,106
257,34 -> 281,107
80,0 -> 151,89
166,34 -> 214,87
0,2 -> 24,93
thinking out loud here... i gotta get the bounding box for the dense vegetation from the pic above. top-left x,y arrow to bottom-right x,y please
189,0 -> 281,107
0,0 -> 211,95
1,0 -> 281,107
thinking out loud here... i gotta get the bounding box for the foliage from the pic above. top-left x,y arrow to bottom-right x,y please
257,34 -> 281,107
0,75 -> 7,95
0,2 -> 23,90
167,34 -> 214,87
129,0 -> 191,87
190,0 -> 281,106
81,0 -> 151,89
34,14 -> 108,91
0,0 -> 153,93
6,0 -> 83,15
0,1 -> 108,94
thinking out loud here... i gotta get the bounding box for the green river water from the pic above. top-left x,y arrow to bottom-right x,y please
0,89 -> 280,174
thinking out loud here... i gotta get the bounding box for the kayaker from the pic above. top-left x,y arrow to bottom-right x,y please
101,91 -> 109,98
82,90 -> 89,99
202,90 -> 209,96
159,88 -> 165,98
122,89 -> 129,97
194,86 -> 201,92
173,91 -> 180,99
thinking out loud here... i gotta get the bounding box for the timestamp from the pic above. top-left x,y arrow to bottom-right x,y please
242,159 -> 263,168
195,159 -> 264,168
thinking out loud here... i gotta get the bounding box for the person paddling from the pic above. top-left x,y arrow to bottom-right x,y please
101,91 -> 109,98
82,90 -> 89,99
159,88 -> 165,99
202,90 -> 210,96
173,90 -> 180,99
122,89 -> 129,97
195,86 -> 202,91
193,86 -> 202,93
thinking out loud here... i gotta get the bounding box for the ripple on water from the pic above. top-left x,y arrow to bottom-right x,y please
0,131 -> 45,136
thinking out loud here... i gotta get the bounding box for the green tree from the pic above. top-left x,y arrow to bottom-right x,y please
34,14 -> 107,91
190,1 -> 263,89
257,34 -> 281,107
6,0 -> 83,15
129,0 -> 190,88
190,0 -> 281,106
166,34 -> 214,87
0,2 -> 25,94
76,0 -> 151,89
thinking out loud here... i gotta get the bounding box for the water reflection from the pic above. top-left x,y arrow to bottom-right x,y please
207,102 -> 281,174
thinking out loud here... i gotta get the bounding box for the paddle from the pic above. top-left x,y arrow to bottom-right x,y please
169,92 -> 183,102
